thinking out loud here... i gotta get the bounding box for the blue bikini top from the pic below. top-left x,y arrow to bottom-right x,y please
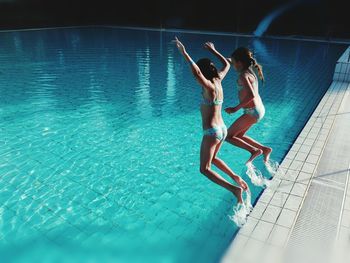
201,82 -> 223,106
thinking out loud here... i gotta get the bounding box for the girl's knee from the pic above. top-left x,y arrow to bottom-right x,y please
199,164 -> 211,174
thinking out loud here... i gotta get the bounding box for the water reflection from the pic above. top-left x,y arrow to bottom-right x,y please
166,46 -> 176,104
135,47 -> 151,116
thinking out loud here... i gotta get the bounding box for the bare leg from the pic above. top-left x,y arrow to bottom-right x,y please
236,127 -> 272,163
212,157 -> 249,190
200,135 -> 243,203
212,140 -> 249,191
226,114 -> 262,164
239,135 -> 272,162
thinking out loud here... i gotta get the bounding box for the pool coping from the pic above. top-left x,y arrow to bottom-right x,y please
220,46 -> 350,263
0,25 -> 349,45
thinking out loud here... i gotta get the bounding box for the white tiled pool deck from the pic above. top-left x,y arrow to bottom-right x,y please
220,46 -> 350,263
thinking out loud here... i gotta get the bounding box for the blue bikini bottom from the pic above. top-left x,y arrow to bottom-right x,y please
203,124 -> 228,141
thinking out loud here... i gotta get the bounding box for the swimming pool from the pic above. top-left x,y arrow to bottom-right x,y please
0,26 -> 347,263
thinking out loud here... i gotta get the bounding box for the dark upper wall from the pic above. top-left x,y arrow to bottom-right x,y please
0,0 -> 348,40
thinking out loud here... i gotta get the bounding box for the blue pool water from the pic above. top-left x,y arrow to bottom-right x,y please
0,27 -> 347,263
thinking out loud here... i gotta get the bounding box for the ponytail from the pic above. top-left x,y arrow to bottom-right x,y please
251,58 -> 265,84
232,47 -> 265,84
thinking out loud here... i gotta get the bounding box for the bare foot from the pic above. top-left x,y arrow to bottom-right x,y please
246,149 -> 263,164
233,176 -> 249,191
232,187 -> 243,204
263,147 -> 272,163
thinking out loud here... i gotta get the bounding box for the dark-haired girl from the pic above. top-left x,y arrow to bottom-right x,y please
173,37 -> 249,203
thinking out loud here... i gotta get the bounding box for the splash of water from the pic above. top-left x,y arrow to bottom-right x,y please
265,158 -> 280,177
265,158 -> 292,180
230,203 -> 249,227
246,162 -> 270,188
244,189 -> 253,212
229,190 -> 253,227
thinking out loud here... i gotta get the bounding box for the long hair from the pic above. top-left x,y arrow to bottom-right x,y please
231,47 -> 265,83
196,58 -> 219,81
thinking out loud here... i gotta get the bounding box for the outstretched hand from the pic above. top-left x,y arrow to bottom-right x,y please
204,41 -> 215,51
173,36 -> 186,55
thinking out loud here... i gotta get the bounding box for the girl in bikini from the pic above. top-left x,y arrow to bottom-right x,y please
173,37 -> 248,203
225,47 -> 272,165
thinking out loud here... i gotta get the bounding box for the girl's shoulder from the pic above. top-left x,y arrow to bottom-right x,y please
238,71 -> 250,82
240,70 -> 256,83
202,79 -> 216,92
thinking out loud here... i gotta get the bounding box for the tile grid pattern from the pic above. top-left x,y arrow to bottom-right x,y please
284,79 -> 350,263
334,169 -> 350,262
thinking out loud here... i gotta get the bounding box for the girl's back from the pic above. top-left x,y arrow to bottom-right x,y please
200,78 -> 225,130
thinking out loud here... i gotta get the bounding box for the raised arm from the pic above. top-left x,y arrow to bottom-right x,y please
204,42 -> 230,79
173,37 -> 212,89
